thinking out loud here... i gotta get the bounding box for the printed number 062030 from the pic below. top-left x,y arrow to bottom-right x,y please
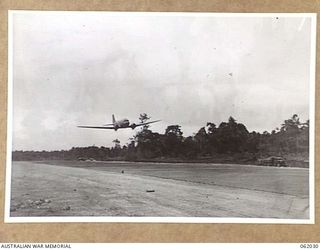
300,244 -> 319,248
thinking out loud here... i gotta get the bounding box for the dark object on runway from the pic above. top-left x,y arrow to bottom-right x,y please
258,156 -> 287,167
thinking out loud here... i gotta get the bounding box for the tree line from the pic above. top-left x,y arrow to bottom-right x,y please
12,114 -> 309,163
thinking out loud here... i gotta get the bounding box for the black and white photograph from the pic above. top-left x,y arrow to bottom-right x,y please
6,11 -> 316,223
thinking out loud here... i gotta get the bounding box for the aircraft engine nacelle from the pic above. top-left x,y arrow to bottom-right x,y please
130,123 -> 136,129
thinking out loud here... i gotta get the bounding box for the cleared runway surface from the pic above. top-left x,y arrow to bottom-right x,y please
10,161 -> 309,219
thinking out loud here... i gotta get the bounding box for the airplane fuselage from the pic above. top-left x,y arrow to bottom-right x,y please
114,119 -> 130,130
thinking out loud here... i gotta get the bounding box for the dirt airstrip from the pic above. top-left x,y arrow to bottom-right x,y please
9,161 -> 309,219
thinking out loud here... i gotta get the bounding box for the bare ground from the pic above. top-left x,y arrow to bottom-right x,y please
9,161 -> 309,218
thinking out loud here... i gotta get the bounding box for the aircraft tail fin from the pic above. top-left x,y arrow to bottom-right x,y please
112,114 -> 116,124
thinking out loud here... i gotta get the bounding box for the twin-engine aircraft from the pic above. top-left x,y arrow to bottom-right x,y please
78,114 -> 160,131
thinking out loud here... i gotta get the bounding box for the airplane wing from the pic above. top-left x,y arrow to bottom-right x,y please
134,120 -> 161,127
77,125 -> 115,129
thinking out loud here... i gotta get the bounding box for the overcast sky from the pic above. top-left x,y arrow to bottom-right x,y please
11,12 -> 313,151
